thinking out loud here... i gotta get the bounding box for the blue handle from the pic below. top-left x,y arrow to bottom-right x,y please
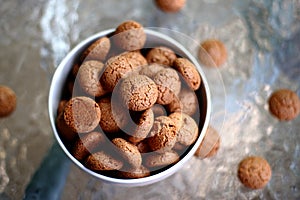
23,141 -> 71,200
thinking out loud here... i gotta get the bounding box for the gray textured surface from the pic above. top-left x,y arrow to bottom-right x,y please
0,0 -> 299,199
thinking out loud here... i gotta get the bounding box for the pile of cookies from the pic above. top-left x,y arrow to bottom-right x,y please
56,20 -> 202,178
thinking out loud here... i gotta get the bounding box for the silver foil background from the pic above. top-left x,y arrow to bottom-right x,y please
0,0 -> 299,199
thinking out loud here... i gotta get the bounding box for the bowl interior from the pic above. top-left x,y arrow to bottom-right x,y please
48,29 -> 211,186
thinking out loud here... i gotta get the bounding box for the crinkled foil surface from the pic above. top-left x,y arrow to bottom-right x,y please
0,0 -> 299,199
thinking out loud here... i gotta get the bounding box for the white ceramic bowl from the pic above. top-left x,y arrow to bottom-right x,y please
48,28 -> 211,187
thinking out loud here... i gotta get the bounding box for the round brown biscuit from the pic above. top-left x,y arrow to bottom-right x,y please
198,39 -> 227,67
117,165 -> 150,179
139,63 -> 166,79
78,60 -> 108,97
100,54 -> 132,92
175,113 -> 198,146
238,156 -> 272,189
113,20 -> 146,51
136,139 -> 152,153
144,151 -> 180,168
119,74 -> 158,111
80,36 -> 110,62
195,126 -> 220,158
173,58 -> 201,91
56,111 -> 77,142
126,108 -> 154,143
151,104 -> 167,117
168,112 -> 183,132
98,96 -> 128,133
153,68 -> 181,105
146,46 -> 177,66
85,151 -> 123,171
64,96 -> 101,133
0,85 -> 17,117
166,87 -> 199,116
147,116 -> 177,152
268,89 -> 300,121
72,131 -> 105,161
57,100 -> 68,115
154,0 -> 186,13
123,51 -> 148,69
112,138 -> 142,169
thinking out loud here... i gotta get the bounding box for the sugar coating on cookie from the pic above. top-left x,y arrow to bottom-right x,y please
78,60 -> 108,97
153,68 -> 181,105
0,85 -> 17,117
119,74 -> 158,111
268,89 -> 300,121
154,0 -> 186,13
85,151 -> 123,171
146,46 -> 177,66
195,126 -> 220,158
238,156 -> 272,189
147,116 -> 177,152
80,36 -> 110,62
113,20 -> 146,51
198,39 -> 227,67
173,58 -> 201,91
63,96 -> 101,133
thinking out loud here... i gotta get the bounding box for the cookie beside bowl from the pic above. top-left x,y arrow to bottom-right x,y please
48,27 -> 211,186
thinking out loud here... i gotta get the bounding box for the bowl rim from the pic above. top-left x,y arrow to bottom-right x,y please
48,28 -> 211,187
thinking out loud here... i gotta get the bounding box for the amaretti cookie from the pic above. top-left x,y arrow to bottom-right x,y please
173,58 -> 201,90
85,151 -> 123,171
100,51 -> 147,92
154,0 -> 186,13
146,46 -> 177,66
174,113 -> 198,146
238,156 -> 272,189
166,87 -> 199,116
195,126 -> 220,158
80,36 -> 110,62
113,20 -> 146,51
112,138 -> 142,169
77,60 -> 108,97
98,96 -> 128,134
147,116 -> 177,152
0,85 -> 17,117
117,165 -> 150,179
126,108 -> 154,143
153,68 -> 181,105
63,96 -> 101,133
72,131 -> 106,161
139,63 -> 166,79
268,89 -> 300,121
119,74 -> 158,111
144,151 -> 180,169
198,39 -> 227,67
